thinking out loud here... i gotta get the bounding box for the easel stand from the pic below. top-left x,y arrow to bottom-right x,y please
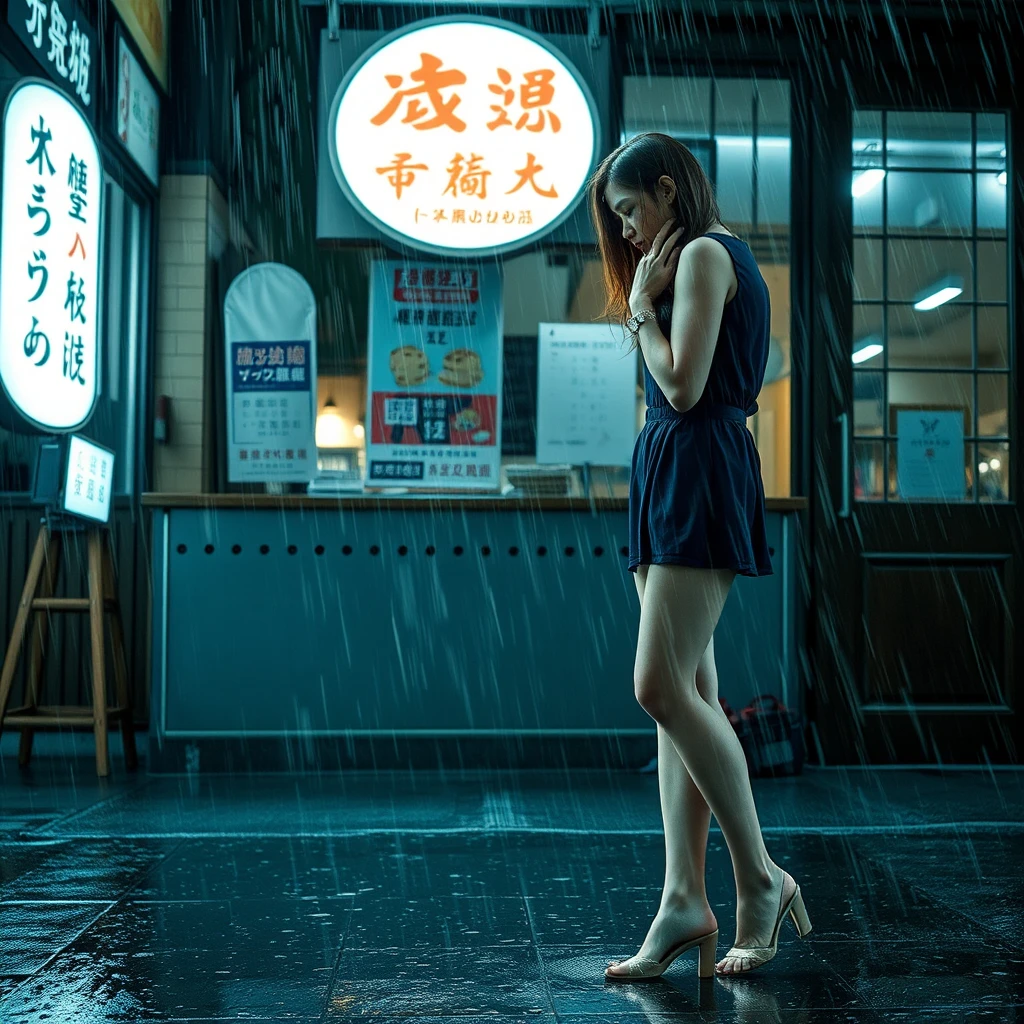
0,514 -> 138,777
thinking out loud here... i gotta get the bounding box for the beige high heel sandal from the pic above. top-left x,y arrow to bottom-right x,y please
715,874 -> 813,975
605,928 -> 719,981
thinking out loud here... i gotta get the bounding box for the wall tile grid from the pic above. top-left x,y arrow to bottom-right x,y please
153,175 -> 230,492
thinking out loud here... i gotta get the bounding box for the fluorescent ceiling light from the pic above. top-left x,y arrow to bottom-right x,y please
852,168 -> 885,197
997,170 -> 1007,186
913,275 -> 963,311
852,338 -> 884,364
716,135 -> 791,148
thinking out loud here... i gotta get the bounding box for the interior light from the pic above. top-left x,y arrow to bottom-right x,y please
913,275 -> 963,311
997,170 -> 1007,186
315,397 -> 347,448
715,135 -> 791,148
979,462 -> 990,474
989,457 -> 1001,470
852,338 -> 884,364
852,168 -> 886,197
353,422 -> 365,440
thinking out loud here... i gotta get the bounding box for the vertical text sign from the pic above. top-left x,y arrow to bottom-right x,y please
0,80 -> 102,431
116,33 -> 160,186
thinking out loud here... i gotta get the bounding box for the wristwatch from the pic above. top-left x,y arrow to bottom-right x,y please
626,308 -> 657,337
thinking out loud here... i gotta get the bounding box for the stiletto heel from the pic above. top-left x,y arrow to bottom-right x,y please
788,886 -> 812,938
605,928 -> 719,981
697,930 -> 718,978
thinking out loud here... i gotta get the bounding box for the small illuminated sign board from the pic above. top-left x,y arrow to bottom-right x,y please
328,16 -> 598,257
0,79 -> 102,434
31,434 -> 114,523
63,435 -> 114,522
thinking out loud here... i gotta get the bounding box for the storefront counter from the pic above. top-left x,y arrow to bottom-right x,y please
143,492 -> 806,771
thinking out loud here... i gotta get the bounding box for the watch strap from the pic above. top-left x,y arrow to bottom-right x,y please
627,308 -> 657,334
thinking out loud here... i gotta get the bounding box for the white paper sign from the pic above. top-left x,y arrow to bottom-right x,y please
116,35 -> 159,186
63,434 -> 113,522
223,264 -> 318,483
0,80 -> 102,432
535,322 -> 637,467
896,409 -> 965,500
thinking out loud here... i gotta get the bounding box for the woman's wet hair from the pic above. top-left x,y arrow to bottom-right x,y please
587,133 -> 722,351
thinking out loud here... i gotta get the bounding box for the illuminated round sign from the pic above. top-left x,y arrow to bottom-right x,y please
329,17 -> 598,257
0,79 -> 102,433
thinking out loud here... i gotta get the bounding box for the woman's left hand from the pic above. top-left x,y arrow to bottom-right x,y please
629,219 -> 684,313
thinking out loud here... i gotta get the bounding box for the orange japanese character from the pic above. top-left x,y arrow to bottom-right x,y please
487,69 -> 515,129
376,153 -> 428,198
443,153 -> 491,199
506,153 -> 558,198
371,54 -> 467,131
488,68 -> 561,132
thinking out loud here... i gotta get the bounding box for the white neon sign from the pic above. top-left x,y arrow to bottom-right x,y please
329,17 -> 597,257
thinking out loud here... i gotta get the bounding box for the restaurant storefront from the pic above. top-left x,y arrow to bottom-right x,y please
2,0 -> 1020,770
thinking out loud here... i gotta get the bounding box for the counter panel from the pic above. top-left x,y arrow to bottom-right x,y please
149,505 -> 798,767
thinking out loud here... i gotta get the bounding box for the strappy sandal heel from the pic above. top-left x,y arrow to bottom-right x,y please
605,928 -> 719,981
715,874 -> 812,975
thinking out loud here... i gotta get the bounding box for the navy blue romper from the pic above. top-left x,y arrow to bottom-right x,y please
628,232 -> 773,578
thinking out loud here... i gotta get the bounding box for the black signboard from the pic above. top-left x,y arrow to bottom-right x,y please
7,0 -> 98,118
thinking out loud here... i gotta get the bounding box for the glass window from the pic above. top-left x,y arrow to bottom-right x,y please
621,75 -> 793,497
851,110 -> 1011,504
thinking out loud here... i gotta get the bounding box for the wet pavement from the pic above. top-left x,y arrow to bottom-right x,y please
1,757 -> 1022,1022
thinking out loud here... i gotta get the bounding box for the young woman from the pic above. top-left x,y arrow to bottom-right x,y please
589,133 -> 812,980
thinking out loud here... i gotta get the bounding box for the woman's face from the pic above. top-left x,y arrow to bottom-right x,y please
603,177 -> 677,255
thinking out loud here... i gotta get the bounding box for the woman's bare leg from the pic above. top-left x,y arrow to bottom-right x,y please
606,569 -> 719,977
633,565 -> 795,975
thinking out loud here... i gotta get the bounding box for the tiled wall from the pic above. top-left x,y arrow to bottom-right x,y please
153,175 -> 231,493
154,175 -> 208,492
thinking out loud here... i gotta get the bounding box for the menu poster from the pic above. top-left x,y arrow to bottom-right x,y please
365,260 -> 503,490
535,322 -> 636,467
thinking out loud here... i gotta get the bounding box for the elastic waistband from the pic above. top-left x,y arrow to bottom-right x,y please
645,402 -> 751,423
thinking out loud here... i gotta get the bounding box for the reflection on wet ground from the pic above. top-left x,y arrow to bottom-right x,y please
1,761 -> 1022,1022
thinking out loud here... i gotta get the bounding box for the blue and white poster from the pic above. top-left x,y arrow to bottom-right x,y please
365,259 -> 503,490
896,409 -> 966,501
223,263 -> 317,483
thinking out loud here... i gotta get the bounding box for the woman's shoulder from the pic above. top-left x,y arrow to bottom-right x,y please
685,231 -> 740,253
677,233 -> 739,285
